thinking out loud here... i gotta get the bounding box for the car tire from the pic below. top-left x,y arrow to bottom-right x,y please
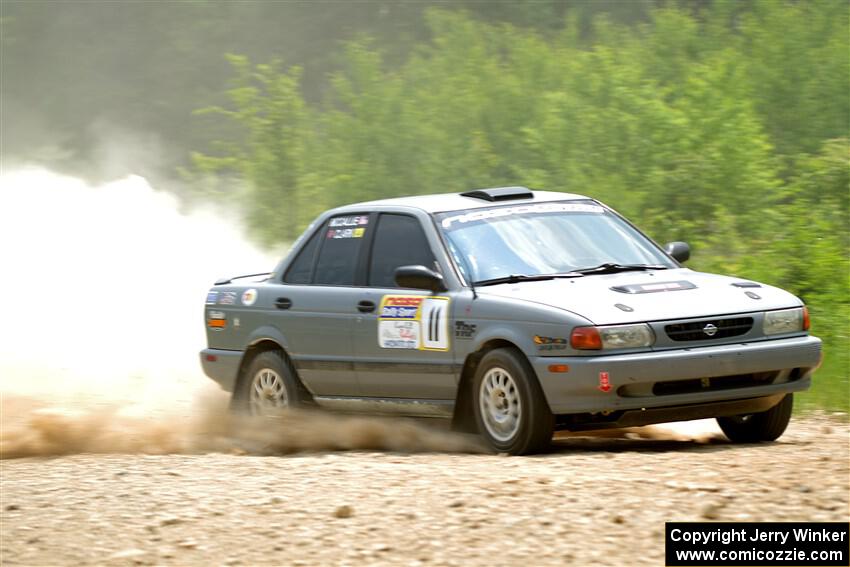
716,393 -> 793,443
472,348 -> 554,455
231,351 -> 303,416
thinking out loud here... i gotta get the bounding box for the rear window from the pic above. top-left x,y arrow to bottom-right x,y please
283,228 -> 321,284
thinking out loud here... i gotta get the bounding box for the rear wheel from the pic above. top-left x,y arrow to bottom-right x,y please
231,351 -> 303,416
472,348 -> 554,455
717,394 -> 793,443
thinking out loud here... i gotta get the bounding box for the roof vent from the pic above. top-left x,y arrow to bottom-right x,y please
460,186 -> 534,202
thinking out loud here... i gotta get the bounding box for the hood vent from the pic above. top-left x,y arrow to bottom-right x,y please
732,281 -> 762,288
610,280 -> 697,294
460,186 -> 534,202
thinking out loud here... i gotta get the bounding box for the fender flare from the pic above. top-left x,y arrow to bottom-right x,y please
244,325 -> 291,352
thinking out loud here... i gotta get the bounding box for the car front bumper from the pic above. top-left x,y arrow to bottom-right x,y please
531,335 -> 822,415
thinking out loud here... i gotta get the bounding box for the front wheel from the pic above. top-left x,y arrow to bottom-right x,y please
472,348 -> 554,455
231,351 -> 303,416
717,394 -> 793,443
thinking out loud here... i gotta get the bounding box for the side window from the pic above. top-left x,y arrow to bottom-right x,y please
283,228 -> 321,284
313,215 -> 370,286
369,214 -> 437,288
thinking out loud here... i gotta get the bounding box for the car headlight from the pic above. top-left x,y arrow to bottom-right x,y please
571,324 -> 655,350
763,307 -> 807,335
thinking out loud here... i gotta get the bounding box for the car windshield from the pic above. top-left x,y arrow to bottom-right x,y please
435,201 -> 676,284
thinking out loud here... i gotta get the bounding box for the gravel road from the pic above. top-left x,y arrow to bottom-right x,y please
1,415 -> 847,566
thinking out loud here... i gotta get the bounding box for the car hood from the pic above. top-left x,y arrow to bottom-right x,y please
477,268 -> 802,325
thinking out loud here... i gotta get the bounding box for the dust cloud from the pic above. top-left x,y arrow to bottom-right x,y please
0,168 -> 480,458
0,396 -> 483,459
555,421 -> 724,445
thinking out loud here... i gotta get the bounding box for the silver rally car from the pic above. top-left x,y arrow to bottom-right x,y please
201,187 -> 822,454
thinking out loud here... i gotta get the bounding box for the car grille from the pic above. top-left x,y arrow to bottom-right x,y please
664,317 -> 754,341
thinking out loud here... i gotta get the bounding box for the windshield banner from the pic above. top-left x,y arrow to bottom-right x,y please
440,202 -> 604,229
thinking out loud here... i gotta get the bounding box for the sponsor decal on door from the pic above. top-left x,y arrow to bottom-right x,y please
378,295 -> 450,351
379,320 -> 419,349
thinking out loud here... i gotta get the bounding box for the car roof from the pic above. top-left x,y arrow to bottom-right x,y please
327,187 -> 593,215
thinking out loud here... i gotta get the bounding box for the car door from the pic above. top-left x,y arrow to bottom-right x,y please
352,212 -> 458,400
268,213 -> 372,397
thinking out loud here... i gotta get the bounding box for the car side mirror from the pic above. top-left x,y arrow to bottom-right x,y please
394,265 -> 447,292
665,241 -> 690,263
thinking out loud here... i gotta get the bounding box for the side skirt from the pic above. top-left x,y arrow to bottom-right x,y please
313,396 -> 455,418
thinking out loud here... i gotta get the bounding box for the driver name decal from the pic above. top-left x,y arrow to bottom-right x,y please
327,215 -> 369,239
378,295 -> 450,351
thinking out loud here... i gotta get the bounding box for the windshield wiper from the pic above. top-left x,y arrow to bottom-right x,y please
474,273 -> 584,286
572,263 -> 669,275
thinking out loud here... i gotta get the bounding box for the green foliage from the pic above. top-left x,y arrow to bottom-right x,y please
192,56 -> 314,245
1,0 -> 652,179
190,2 -> 849,412
735,140 -> 850,412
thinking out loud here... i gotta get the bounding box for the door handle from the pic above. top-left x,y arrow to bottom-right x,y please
275,297 -> 293,310
357,300 -> 376,313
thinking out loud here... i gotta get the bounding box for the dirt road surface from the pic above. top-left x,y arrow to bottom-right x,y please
1,416 -> 847,567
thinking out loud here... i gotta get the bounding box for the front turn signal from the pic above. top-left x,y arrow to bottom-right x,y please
570,327 -> 603,350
